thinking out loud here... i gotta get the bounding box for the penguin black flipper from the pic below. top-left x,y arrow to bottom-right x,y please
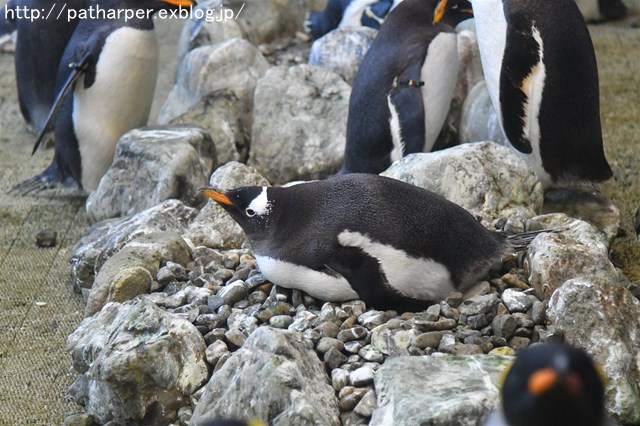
389,62 -> 427,156
498,18 -> 540,155
31,40 -> 101,155
325,246 -> 432,313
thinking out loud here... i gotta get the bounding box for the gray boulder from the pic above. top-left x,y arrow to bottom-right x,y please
84,232 -> 192,316
527,213 -> 620,300
249,64 -> 351,184
67,299 -> 208,425
382,142 -> 543,225
169,90 -> 248,165
225,0 -> 307,45
158,39 -> 270,126
185,162 -> 270,249
191,327 -> 340,425
371,355 -> 509,425
308,27 -> 377,85
86,126 -> 215,223
176,0 -> 244,65
71,200 -> 198,292
548,278 -> 640,424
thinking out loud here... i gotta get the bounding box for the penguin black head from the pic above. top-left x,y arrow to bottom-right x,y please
501,343 -> 606,426
201,186 -> 274,235
432,0 -> 473,26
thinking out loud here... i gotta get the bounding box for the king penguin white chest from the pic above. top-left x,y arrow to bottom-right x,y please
73,26 -> 159,191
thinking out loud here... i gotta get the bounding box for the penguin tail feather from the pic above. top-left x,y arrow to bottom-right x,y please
504,229 -> 561,252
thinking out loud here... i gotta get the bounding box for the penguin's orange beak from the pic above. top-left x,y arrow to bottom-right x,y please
433,0 -> 448,24
200,187 -> 233,206
161,0 -> 196,7
528,368 -> 557,396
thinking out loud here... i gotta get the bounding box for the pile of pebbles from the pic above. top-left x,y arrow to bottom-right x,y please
145,223 -> 553,425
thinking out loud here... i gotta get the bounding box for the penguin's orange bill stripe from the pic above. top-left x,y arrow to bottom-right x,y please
528,368 -> 557,396
200,188 -> 233,205
161,0 -> 196,7
433,0 -> 448,24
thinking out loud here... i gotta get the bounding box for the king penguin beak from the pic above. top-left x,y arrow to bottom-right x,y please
161,0 -> 197,7
200,187 -> 233,206
433,0 -> 448,24
528,368 -> 558,396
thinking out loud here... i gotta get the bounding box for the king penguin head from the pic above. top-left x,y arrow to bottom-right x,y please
200,186 -> 275,235
432,0 -> 473,26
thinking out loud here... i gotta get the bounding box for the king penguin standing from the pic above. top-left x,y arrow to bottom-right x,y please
472,0 -> 613,187
14,0 -> 196,194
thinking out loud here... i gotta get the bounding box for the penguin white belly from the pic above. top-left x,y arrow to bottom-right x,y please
472,2 -> 508,121
420,32 -> 459,152
255,255 -> 360,301
73,27 -> 159,191
519,26 -> 551,187
338,230 -> 455,301
339,0 -> 378,28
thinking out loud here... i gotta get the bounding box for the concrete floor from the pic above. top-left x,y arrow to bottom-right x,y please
0,16 -> 638,426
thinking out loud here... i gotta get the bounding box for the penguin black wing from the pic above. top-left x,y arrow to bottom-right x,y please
388,60 -> 427,155
498,16 -> 540,154
325,246 -> 431,312
31,36 -> 102,155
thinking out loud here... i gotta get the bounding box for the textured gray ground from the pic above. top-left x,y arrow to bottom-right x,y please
0,16 -> 638,426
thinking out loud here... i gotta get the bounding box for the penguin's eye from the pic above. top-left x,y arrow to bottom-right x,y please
245,208 -> 256,217
452,4 -> 458,9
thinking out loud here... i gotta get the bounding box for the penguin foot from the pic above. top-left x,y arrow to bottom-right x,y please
8,174 -> 84,198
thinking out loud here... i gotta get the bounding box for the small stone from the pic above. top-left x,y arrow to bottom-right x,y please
157,266 -> 177,285
214,352 -> 231,372
358,310 -> 387,330
437,333 -> 457,352
245,273 -> 267,288
344,341 -> 364,354
203,328 -> 226,345
339,393 -> 361,412
514,327 -> 533,338
291,289 -> 304,307
413,332 -> 443,349
445,291 -> 464,308
223,253 -> 240,269
248,290 -> 268,305
508,336 -> 531,351
325,347 -> 348,370
502,289 -> 533,313
195,314 -> 226,330
342,301 -> 367,318
451,343 -> 483,355
350,364 -> 377,387
415,318 -> 457,331
503,217 -> 525,234
501,272 -> 530,290
512,312 -> 535,329
531,301 -> 546,325
439,302 -> 460,321
354,389 -> 376,417
459,293 -> 500,316
178,406 -> 192,425
218,280 -> 247,306
36,229 -> 57,248
62,413 -> 94,426
492,314 -> 517,340
358,345 -> 384,363
337,326 -> 368,342
224,329 -> 246,348
340,316 -> 358,330
213,268 -> 234,282
315,321 -> 340,339
256,302 -> 291,322
317,337 -> 345,353
205,340 -> 229,365
332,368 -> 350,391
424,304 -> 441,321
489,346 -> 516,356
467,314 -> 490,329
269,315 -> 293,329
229,266 -> 251,282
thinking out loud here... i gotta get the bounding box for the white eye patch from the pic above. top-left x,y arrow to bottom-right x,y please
247,187 -> 271,216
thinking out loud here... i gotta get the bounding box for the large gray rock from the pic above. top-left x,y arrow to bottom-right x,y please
308,27 -> 377,85
191,327 -> 340,425
169,90 -> 248,165
84,232 -> 192,316
176,0 -> 244,65
67,299 -> 208,425
71,200 -> 198,292
185,162 -> 270,249
527,213 -> 620,300
249,64 -> 351,184
225,0 -> 307,44
371,355 -> 509,425
548,278 -> 640,424
86,126 -> 215,223
158,39 -> 270,125
459,81 -> 509,147
382,142 -> 543,225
